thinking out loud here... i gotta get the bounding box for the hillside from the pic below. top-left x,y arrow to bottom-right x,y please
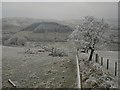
2,18 -> 39,33
2,17 -> 118,33
2,18 -> 71,33
3,21 -> 73,45
2,17 -> 118,51
22,22 -> 73,33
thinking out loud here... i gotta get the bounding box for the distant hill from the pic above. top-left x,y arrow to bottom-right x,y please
2,17 -> 118,34
2,17 -> 119,49
2,17 -> 73,33
2,18 -> 40,33
22,22 -> 73,33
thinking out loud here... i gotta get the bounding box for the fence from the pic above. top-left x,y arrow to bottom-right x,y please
93,52 -> 118,76
76,49 -> 118,89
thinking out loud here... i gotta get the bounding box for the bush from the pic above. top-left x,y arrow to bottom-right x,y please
17,37 -> 27,46
2,34 -> 11,45
49,47 -> 68,57
6,36 -> 27,46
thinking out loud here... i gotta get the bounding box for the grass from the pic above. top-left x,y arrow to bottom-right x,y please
2,42 -> 77,88
78,52 -> 118,88
10,31 -> 71,42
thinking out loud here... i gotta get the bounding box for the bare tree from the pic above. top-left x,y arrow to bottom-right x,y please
70,16 -> 110,61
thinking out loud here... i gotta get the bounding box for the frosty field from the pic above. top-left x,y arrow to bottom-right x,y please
2,42 -> 77,88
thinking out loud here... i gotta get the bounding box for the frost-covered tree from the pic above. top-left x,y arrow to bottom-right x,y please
70,16 -> 110,61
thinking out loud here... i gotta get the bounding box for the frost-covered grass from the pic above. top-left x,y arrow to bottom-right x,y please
2,42 -> 77,88
78,52 -> 118,88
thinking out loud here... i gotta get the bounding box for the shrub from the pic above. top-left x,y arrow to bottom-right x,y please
6,36 -> 27,46
17,37 -> 27,46
49,47 -> 68,57
2,34 -> 11,45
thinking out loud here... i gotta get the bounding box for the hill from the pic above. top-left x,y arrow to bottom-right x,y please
2,17 -> 72,33
2,18 -> 40,33
2,17 -> 118,50
2,17 -> 118,34
22,22 -> 73,33
3,21 -> 73,45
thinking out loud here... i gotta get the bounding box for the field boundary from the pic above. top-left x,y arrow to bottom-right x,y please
93,52 -> 118,77
76,49 -> 82,89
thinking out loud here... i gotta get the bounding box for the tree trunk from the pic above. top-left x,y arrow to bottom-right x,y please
89,49 -> 94,61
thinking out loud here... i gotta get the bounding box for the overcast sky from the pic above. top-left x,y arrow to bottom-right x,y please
2,2 -> 118,20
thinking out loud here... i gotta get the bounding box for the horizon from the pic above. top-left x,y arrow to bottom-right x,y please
1,16 -> 119,21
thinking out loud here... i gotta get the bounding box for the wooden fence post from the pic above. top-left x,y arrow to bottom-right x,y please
101,57 -> 103,66
77,48 -> 79,58
115,62 -> 117,76
95,54 -> 98,63
80,73 -> 83,89
52,47 -> 54,54
107,59 -> 109,69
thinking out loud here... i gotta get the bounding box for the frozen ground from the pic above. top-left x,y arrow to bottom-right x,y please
2,42 -> 77,88
78,52 -> 118,88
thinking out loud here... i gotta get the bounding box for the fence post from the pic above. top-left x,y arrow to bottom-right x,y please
77,48 -> 79,58
101,57 -> 103,66
52,47 -> 54,54
107,59 -> 109,69
115,62 -> 117,76
95,54 -> 98,63
80,73 -> 83,89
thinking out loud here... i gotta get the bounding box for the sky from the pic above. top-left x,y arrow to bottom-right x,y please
2,2 -> 118,20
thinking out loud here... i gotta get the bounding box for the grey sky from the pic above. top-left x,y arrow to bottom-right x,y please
2,2 -> 118,20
